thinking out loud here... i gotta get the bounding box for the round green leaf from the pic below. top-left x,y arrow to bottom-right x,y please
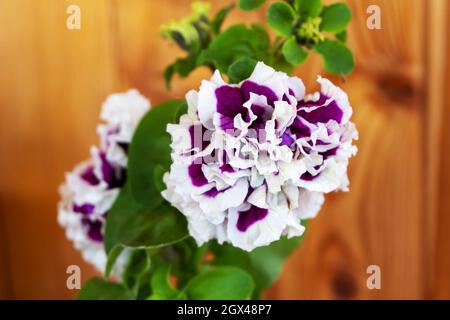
239,0 -> 266,11
183,267 -> 254,300
335,30 -> 348,43
282,37 -> 308,65
320,3 -> 351,33
228,57 -> 257,83
295,0 -> 323,17
315,39 -> 354,75
210,235 -> 301,297
267,2 -> 296,37
127,99 -> 186,208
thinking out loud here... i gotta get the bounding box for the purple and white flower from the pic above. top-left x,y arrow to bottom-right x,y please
98,89 -> 151,167
162,62 -> 358,251
58,90 -> 150,273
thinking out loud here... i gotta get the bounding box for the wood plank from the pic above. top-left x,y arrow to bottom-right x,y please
431,0 -> 450,300
424,0 -> 450,298
0,0 -> 118,298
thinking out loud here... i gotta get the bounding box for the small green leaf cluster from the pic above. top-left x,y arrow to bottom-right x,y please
163,1 -> 354,88
265,0 -> 354,76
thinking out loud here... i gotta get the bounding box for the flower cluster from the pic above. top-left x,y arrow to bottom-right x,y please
58,90 -> 150,272
162,62 -> 358,251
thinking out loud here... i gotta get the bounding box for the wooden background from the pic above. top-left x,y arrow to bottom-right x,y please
0,0 -> 449,299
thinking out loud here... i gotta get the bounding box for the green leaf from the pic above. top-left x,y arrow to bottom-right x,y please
267,2 -> 296,36
127,99 -> 187,207
228,57 -> 257,83
160,238 -> 206,288
272,51 -> 295,74
104,183 -> 188,254
210,232 -> 304,296
122,249 -> 152,298
282,37 -> 308,65
77,278 -> 133,300
183,267 -> 254,300
153,165 -> 166,193
320,3 -> 351,33
239,0 -> 266,11
164,54 -> 198,89
315,38 -> 354,75
149,264 -> 180,300
294,0 -> 323,17
105,245 -> 124,277
335,30 -> 348,43
211,4 -> 235,34
199,24 -> 270,73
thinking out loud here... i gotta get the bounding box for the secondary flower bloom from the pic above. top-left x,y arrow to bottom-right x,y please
98,89 -> 151,167
162,62 -> 358,251
58,90 -> 150,272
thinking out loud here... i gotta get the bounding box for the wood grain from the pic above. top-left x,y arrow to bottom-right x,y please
431,0 -> 450,299
0,0 -> 448,299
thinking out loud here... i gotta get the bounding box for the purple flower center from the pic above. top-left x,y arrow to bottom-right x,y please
215,82 -> 278,131
248,103 -> 273,131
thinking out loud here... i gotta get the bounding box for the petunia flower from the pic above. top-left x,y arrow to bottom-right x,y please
97,89 -> 151,167
58,90 -> 150,273
162,62 -> 357,251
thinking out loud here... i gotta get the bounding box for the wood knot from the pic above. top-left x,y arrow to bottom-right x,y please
319,233 -> 359,299
331,267 -> 358,299
377,73 -> 417,104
